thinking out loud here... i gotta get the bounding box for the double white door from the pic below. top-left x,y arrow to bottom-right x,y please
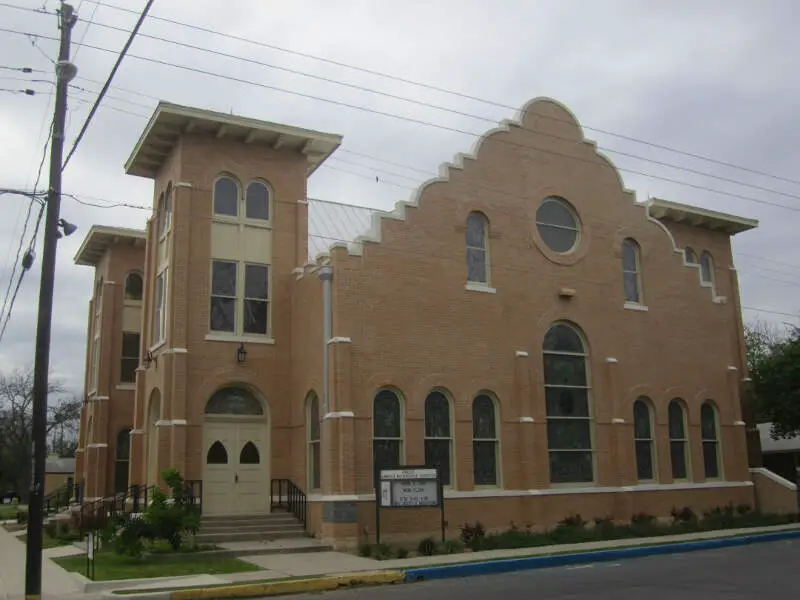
203,422 -> 269,515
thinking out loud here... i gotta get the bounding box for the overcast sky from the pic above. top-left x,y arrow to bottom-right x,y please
0,0 -> 798,393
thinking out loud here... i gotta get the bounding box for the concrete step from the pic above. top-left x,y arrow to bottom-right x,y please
200,512 -> 297,525
195,528 -> 308,544
200,521 -> 303,534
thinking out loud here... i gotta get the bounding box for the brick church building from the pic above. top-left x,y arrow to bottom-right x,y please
72,97 -> 796,546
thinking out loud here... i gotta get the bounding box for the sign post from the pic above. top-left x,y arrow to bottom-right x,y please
375,466 -> 444,545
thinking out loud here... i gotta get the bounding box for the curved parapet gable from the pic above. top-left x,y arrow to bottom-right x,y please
336,96 -> 639,260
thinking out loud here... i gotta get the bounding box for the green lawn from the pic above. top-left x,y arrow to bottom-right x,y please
0,504 -> 25,520
53,552 -> 261,581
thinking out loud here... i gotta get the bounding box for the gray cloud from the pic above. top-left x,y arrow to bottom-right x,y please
1,0 -> 798,394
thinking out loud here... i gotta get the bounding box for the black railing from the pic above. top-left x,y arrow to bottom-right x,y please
78,483 -> 157,534
184,480 -> 203,513
270,479 -> 307,528
43,482 -> 73,516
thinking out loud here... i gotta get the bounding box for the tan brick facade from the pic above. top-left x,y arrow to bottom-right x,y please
73,97 -> 789,547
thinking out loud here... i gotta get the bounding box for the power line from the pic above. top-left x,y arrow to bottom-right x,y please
22,5 -> 797,204
61,0 -> 154,169
741,306 -> 799,318
74,0 -> 800,188
0,120 -> 52,334
72,0 -> 99,59
736,252 -> 800,272
3,24 -> 799,215
0,65 -> 44,73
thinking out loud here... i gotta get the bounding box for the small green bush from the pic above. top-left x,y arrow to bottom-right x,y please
58,522 -> 71,538
357,543 -> 372,558
418,537 -> 437,556
395,547 -> 409,559
16,510 -> 28,524
44,520 -> 58,539
374,543 -> 393,560
559,514 -> 587,528
459,521 -> 486,549
441,539 -> 463,554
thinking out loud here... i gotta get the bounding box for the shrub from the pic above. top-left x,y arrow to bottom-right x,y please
671,506 -> 697,524
558,514 -> 586,528
441,539 -> 463,554
629,512 -> 659,537
736,504 -> 752,516
593,516 -> 618,539
16,510 -> 28,525
357,543 -> 372,558
418,537 -> 437,556
374,543 -> 393,560
631,512 -> 657,526
59,522 -> 71,538
459,521 -> 486,550
702,504 -> 736,530
45,520 -> 58,539
395,547 -> 409,559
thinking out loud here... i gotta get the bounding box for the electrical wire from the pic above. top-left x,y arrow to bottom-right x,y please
61,0 -> 154,169
73,0 -> 99,60
78,0 -> 800,188
1,24 -> 797,214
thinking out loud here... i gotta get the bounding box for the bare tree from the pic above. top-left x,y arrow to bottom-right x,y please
0,368 -> 81,501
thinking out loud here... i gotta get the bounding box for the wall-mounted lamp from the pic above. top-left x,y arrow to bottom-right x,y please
142,350 -> 155,369
237,342 -> 247,363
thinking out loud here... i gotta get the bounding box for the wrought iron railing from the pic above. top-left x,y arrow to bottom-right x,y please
184,480 -> 203,513
270,478 -> 307,528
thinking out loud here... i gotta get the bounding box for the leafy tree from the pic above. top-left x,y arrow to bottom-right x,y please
0,368 -> 81,499
748,323 -> 800,439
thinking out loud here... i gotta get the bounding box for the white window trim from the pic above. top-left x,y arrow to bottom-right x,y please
465,212 -> 490,287
212,176 -> 273,226
424,391 -> 455,489
623,302 -> 648,312
465,282 -> 497,294
701,402 -> 723,481
472,395 -> 501,489
208,260 -> 272,339
152,268 -> 168,348
622,238 -> 644,305
668,401 -> 691,481
372,389 -> 406,480
633,399 -> 658,483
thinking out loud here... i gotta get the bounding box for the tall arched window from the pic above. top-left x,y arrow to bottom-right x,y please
372,389 -> 403,484
701,401 -> 721,479
213,176 -> 239,217
307,392 -> 321,490
465,212 -> 489,285
622,238 -> 642,304
114,429 -> 131,493
633,398 -> 656,481
124,272 -> 143,301
246,181 -> 270,220
543,322 -> 593,483
472,394 -> 499,486
700,251 -> 715,286
424,390 -> 452,486
668,399 -> 689,480
684,247 -> 698,264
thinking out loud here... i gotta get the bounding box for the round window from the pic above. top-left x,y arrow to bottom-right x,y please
535,197 -> 579,253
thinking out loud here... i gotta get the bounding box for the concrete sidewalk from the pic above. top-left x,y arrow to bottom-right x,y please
0,525 -> 92,600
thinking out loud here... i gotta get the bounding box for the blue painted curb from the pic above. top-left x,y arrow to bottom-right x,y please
403,529 -> 800,582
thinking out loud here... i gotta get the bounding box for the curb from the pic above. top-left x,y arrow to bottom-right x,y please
107,571 -> 405,600
404,529 -> 800,582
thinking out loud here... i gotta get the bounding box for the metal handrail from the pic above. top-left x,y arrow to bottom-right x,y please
270,479 -> 307,528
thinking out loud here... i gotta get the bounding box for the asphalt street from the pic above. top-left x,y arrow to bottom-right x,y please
284,539 -> 800,599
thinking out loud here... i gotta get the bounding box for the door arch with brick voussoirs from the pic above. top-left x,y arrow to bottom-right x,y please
202,386 -> 270,516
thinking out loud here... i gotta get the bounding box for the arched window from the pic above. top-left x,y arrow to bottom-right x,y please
205,387 -> 264,416
307,392 -> 321,490
701,402 -> 721,479
424,390 -> 452,486
206,441 -> 228,464
700,251 -> 715,286
668,399 -> 689,480
125,272 -> 143,301
114,429 -> 131,493
465,212 -> 489,285
633,398 -> 656,481
684,247 -> 698,264
543,322 -> 593,483
158,182 -> 173,236
213,176 -> 239,217
372,389 -> 403,484
622,238 -> 643,304
472,394 -> 499,486
239,441 -> 260,464
245,181 -> 270,220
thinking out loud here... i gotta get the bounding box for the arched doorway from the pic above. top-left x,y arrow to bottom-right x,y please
147,390 -> 162,487
203,386 -> 269,515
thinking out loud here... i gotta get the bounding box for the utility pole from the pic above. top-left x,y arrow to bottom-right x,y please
25,3 -> 77,599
